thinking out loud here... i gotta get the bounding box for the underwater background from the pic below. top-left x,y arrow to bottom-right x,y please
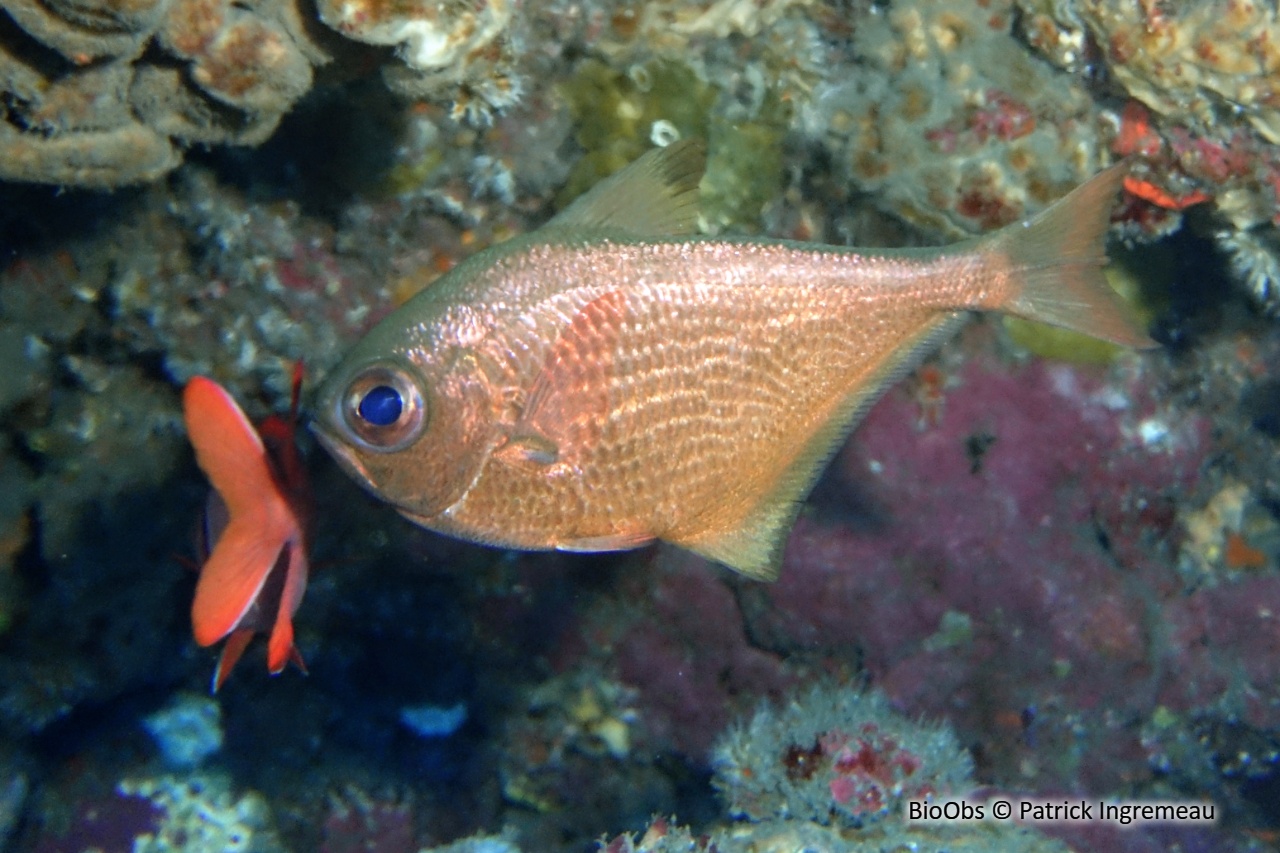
2,0 -> 1280,850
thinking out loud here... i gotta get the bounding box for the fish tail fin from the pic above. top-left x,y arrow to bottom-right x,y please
986,162 -> 1156,349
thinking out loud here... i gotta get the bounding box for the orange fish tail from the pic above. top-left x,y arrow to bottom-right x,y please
988,162 -> 1156,349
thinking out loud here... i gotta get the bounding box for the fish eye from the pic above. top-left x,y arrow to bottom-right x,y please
358,385 -> 402,426
339,364 -> 426,452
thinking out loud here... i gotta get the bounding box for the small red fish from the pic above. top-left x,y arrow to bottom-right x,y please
183,365 -> 309,691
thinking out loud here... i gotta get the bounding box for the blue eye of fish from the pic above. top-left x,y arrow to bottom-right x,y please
358,385 -> 403,426
339,363 -> 427,453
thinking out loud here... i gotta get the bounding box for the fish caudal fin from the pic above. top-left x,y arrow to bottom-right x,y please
988,162 -> 1157,349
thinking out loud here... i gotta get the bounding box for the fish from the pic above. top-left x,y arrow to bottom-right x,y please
183,366 -> 309,690
310,139 -> 1155,581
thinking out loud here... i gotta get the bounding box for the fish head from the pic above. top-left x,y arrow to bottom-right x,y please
311,347 -> 498,520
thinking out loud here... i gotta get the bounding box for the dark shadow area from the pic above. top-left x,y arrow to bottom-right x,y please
191,79 -> 408,218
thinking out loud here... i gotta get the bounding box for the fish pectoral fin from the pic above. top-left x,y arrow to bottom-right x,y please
670,496 -> 796,582
547,138 -> 705,237
514,290 -> 628,464
556,531 -> 655,553
494,431 -> 560,467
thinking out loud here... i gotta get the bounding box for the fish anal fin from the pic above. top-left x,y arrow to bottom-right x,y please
212,629 -> 255,693
510,290 -> 627,467
548,139 -> 705,237
673,498 -> 794,581
676,312 -> 971,582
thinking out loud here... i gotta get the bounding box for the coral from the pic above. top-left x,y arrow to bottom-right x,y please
730,326 -> 1277,800
1216,226 -> 1280,311
1178,479 -> 1280,579
1011,0 -> 1280,306
0,0 -> 320,186
800,0 -> 1103,240
142,692 -> 225,768
117,774 -> 285,853
321,787 -> 416,853
498,668 -> 642,812
554,2 -> 823,231
317,0 -> 523,124
419,833 -> 521,853
0,0 -> 525,186
400,701 -> 468,738
1073,0 -> 1280,144
30,773 -> 284,853
712,684 -> 972,826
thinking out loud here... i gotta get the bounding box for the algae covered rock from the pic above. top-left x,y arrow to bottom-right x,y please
712,684 -> 973,826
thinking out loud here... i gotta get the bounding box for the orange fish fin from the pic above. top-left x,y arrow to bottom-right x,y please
184,378 -> 278,519
266,543 -> 308,675
191,510 -> 292,646
548,139 -> 705,237
674,500 -> 795,581
266,615 -> 294,675
507,290 -> 629,467
212,629 -> 255,692
989,161 -> 1156,349
674,312 -> 971,581
185,376 -> 301,647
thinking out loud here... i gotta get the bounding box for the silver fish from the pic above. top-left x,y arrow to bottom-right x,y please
311,140 -> 1154,579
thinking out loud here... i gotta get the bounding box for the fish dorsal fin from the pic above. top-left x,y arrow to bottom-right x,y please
674,312 -> 971,581
547,139 -> 705,237
498,289 -> 628,468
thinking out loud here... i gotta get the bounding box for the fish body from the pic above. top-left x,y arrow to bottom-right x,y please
184,367 -> 309,690
312,140 -> 1154,580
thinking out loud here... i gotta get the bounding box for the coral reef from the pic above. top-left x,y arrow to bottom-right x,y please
317,0 -> 523,124
1013,0 -> 1280,307
799,0 -> 1103,239
0,0 -> 524,186
142,692 -> 224,768
29,773 -> 285,853
602,815 -> 1074,853
0,0 -> 321,186
712,684 -> 972,826
119,774 -> 284,853
3,2 -> 1280,852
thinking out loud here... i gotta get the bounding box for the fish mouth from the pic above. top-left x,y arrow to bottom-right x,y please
308,420 -> 374,488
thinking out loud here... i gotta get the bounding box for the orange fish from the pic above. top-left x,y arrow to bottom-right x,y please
183,367 -> 309,690
311,140 -> 1155,580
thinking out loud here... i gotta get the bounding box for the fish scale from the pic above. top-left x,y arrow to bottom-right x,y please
312,139 -> 1155,580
